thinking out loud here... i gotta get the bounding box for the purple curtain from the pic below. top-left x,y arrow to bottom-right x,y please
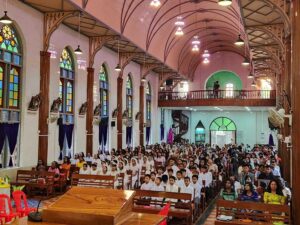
160,124 -> 164,141
65,125 -> 74,149
269,133 -> 275,146
99,118 -> 108,151
146,127 -> 151,144
126,126 -> 132,146
58,124 -> 73,160
5,124 -> 19,167
58,125 -> 66,160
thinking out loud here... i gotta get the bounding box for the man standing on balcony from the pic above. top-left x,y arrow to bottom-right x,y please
213,81 -> 220,98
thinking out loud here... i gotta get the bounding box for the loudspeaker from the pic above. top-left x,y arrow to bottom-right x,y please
166,79 -> 173,86
111,121 -> 116,127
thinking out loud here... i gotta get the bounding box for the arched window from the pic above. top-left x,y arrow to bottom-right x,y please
99,64 -> 108,117
209,117 -> 236,146
225,83 -> 234,98
59,48 -> 74,116
58,48 -> 75,160
0,25 -> 22,168
126,74 -> 133,119
0,25 -> 22,109
146,82 -> 151,121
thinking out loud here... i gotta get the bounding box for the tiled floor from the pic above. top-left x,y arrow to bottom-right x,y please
202,207 -> 216,225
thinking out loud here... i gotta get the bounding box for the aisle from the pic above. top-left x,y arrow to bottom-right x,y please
201,207 -> 216,225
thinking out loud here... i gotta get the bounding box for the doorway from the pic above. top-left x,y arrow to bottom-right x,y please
209,117 -> 236,147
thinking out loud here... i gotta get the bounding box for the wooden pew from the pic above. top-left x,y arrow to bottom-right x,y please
11,170 -> 55,196
132,189 -> 193,225
71,174 -> 115,189
215,199 -> 291,225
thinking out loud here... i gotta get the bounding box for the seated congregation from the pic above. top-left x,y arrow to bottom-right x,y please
7,143 -> 291,224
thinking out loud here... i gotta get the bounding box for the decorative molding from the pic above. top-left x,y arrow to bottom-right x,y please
43,11 -> 78,51
88,35 -> 119,68
93,104 -> 101,117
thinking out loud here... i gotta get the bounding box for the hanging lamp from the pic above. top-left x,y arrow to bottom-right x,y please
74,12 -> 83,55
218,0 -> 232,7
150,0 -> 161,8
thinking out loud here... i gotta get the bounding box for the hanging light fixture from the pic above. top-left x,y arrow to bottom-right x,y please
242,57 -> 250,66
251,80 -> 256,87
191,36 -> 200,52
234,34 -> 244,46
175,26 -> 184,36
218,0 -> 232,7
203,57 -> 210,64
202,49 -> 210,58
174,16 -> 185,27
0,11 -> 12,24
248,73 -> 254,79
0,1 -> 12,24
74,45 -> 83,55
74,12 -> 83,55
150,0 -> 161,8
115,39 -> 121,72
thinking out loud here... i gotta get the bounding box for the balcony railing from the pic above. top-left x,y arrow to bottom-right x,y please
159,90 -> 276,100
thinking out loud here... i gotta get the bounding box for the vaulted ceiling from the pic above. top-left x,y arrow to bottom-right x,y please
22,0 -> 291,82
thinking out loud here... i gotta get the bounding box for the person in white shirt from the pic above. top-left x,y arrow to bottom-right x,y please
198,166 -> 212,187
85,153 -> 93,164
90,163 -> 100,175
166,176 -> 179,193
175,171 -> 185,189
191,175 -> 202,205
181,177 -> 194,202
79,163 -> 91,175
151,177 -> 164,192
150,172 -> 156,184
140,174 -> 154,191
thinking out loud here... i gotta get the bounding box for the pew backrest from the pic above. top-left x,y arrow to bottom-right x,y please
71,174 -> 115,189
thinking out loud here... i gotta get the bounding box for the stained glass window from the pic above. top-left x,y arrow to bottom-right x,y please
0,25 -> 22,110
9,68 -> 19,107
209,117 -> 236,131
126,75 -> 133,118
146,82 -> 151,121
60,48 -> 74,114
99,65 -> 108,117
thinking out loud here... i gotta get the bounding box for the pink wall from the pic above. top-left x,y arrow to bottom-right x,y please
190,51 -> 254,91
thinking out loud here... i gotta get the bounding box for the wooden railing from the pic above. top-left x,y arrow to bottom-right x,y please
159,90 -> 276,100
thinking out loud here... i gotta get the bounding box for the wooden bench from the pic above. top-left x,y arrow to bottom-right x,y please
11,170 -> 55,196
132,189 -> 193,225
71,174 -> 115,189
215,199 -> 291,225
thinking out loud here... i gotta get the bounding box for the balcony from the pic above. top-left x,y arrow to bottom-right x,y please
158,90 -> 276,107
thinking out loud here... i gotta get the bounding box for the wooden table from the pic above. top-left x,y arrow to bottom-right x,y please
42,187 -> 165,225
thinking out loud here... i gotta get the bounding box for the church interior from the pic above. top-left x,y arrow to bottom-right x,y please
0,0 -> 299,224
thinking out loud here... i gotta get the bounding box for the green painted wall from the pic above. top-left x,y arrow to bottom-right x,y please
206,70 -> 243,90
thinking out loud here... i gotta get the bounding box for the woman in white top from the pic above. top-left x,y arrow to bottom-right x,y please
130,158 -> 139,189
79,163 -> 91,175
90,163 -> 100,175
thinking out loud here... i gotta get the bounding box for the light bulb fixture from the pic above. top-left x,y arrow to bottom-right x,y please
74,45 -> 83,55
192,36 -> 200,45
141,77 -> 147,82
115,63 -> 121,72
234,34 -> 244,46
150,0 -> 161,7
248,73 -> 254,79
174,16 -> 185,27
160,85 -> 164,90
203,57 -> 210,64
75,12 -> 83,55
175,26 -> 184,36
202,49 -> 210,58
0,11 -> 12,24
192,45 -> 199,52
242,58 -> 250,66
251,80 -> 256,87
218,0 -> 232,6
